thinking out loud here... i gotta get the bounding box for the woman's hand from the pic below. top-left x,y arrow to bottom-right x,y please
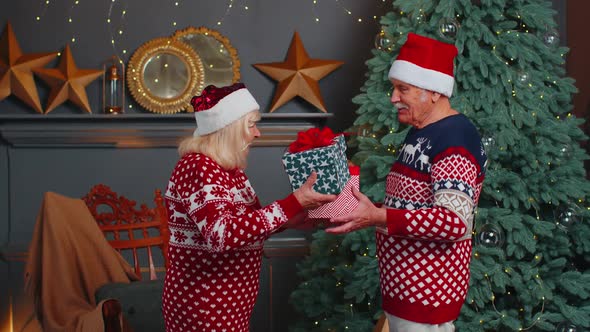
293,171 -> 337,210
282,211 -> 317,230
325,186 -> 386,234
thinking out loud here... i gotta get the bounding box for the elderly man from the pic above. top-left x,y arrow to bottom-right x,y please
328,33 -> 487,332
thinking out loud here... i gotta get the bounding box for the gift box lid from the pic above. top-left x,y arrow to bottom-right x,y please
282,134 -> 349,194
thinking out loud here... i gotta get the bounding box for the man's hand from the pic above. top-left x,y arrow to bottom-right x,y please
325,186 -> 386,234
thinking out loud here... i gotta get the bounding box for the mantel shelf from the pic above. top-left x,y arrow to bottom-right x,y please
0,112 -> 333,148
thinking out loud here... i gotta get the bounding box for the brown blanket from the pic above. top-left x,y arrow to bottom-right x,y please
24,191 -> 139,332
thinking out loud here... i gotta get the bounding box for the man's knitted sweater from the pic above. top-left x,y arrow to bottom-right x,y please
161,153 -> 302,332
377,114 -> 487,324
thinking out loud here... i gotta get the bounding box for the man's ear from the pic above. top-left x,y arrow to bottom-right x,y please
431,92 -> 442,103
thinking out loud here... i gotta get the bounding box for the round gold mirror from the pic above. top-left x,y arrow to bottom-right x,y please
127,37 -> 205,114
172,26 -> 240,90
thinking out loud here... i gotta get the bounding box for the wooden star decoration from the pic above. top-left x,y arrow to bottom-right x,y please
0,22 -> 57,113
33,44 -> 103,114
253,31 -> 343,113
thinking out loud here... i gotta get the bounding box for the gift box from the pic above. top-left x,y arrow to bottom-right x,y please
281,127 -> 350,195
309,165 -> 360,220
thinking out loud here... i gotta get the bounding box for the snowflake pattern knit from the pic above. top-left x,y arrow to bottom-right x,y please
162,153 -> 302,332
377,114 -> 487,324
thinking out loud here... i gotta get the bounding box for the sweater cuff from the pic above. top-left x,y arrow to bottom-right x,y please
277,194 -> 303,219
386,208 -> 407,235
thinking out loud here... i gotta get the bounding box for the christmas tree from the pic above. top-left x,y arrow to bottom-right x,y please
289,0 -> 590,331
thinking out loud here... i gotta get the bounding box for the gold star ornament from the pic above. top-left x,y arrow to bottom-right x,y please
253,31 -> 343,113
0,22 -> 57,113
33,44 -> 103,114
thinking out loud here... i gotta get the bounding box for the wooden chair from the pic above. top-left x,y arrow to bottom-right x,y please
82,184 -> 170,332
83,184 -> 170,280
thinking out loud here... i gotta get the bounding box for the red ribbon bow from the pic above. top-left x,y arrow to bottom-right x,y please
190,83 -> 246,112
288,127 -> 338,153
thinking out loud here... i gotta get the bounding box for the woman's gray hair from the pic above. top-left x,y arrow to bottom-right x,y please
178,110 -> 261,170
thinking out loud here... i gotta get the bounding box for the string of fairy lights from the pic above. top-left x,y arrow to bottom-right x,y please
310,0 -> 387,23
33,0 -> 386,62
216,0 -> 238,27
106,0 -> 128,60
28,2 -> 588,330
35,0 -> 50,23
67,0 -> 80,43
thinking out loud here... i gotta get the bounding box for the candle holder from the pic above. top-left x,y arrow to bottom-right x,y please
102,56 -> 125,114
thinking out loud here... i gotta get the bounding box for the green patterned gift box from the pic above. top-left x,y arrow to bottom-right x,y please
281,134 -> 350,194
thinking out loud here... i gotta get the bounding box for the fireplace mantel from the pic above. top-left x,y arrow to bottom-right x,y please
0,113 -> 333,148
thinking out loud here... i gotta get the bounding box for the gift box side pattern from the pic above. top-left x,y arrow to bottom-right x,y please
282,135 -> 350,195
308,171 -> 359,219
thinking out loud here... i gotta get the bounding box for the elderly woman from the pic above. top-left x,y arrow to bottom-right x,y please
161,83 -> 335,332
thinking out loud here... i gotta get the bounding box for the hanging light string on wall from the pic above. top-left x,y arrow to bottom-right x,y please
35,0 -> 81,46
34,0 -> 387,62
67,0 -> 81,43
35,0 -> 50,22
216,0 -> 236,27
35,0 -> 387,27
170,0 -> 181,27
107,0 -> 129,61
311,0 -> 386,23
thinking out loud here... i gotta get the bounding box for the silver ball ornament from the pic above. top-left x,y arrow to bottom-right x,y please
555,322 -> 577,332
438,17 -> 460,41
482,136 -> 496,154
556,206 -> 581,228
374,31 -> 394,52
559,145 -> 571,157
543,28 -> 559,47
517,71 -> 530,84
477,223 -> 505,248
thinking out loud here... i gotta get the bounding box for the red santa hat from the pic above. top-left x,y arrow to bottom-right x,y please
388,33 -> 458,97
190,83 -> 260,136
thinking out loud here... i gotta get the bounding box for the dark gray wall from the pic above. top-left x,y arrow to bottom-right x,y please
0,0 -> 390,243
0,1 -> 389,330
0,0 -> 387,124
0,0 -> 568,245
0,1 -> 569,330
